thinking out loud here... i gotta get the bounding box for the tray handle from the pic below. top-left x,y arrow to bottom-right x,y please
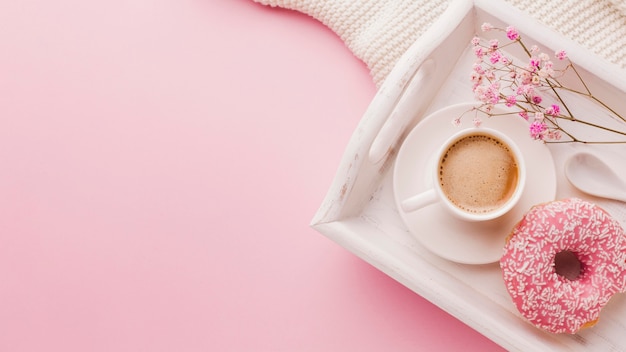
368,58 -> 436,164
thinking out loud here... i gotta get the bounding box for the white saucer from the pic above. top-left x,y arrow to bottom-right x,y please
393,102 -> 556,265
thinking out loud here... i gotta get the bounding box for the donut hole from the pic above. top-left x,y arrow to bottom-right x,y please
554,250 -> 583,280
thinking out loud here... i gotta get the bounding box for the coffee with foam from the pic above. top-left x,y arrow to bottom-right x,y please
438,134 -> 519,214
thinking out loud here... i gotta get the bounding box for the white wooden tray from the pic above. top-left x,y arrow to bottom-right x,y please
311,1 -> 626,350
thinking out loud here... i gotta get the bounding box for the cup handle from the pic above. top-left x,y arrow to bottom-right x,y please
401,188 -> 438,213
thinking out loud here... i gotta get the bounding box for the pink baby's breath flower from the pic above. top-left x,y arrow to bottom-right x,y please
529,58 -> 540,68
547,130 -> 562,140
465,24 -> 625,144
545,104 -> 561,116
532,95 -> 542,104
470,71 -> 482,85
531,75 -> 541,85
518,84 -> 534,96
529,121 -> 548,139
537,68 -> 548,78
489,83 -> 500,103
543,66 -> 555,78
474,87 -> 487,104
474,46 -> 484,58
474,83 -> 500,105
537,67 -> 552,78
452,117 -> 461,127
505,95 -> 517,107
519,70 -> 532,85
490,51 -> 502,64
519,111 -> 529,120
473,85 -> 486,101
506,26 -> 519,40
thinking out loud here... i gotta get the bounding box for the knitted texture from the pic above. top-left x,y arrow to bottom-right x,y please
254,0 -> 626,86
253,0 -> 449,87
504,0 -> 626,68
610,0 -> 626,14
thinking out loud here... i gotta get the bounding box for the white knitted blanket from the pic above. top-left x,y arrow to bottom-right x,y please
254,0 -> 626,87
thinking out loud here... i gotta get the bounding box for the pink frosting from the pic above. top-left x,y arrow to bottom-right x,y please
500,198 -> 626,334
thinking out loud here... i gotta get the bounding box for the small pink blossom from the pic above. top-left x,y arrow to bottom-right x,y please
489,39 -> 499,49
530,45 -> 539,54
490,51 -> 502,64
542,66 -> 555,78
452,118 -> 461,127
474,46 -> 484,58
489,83 -> 500,102
529,121 -> 548,139
470,71 -> 482,85
529,58 -> 540,68
481,22 -> 494,32
473,85 -> 486,100
532,95 -> 542,104
474,83 -> 500,105
505,95 -> 517,107
517,84 -> 534,96
473,116 -> 482,127
547,130 -> 562,140
519,111 -> 529,120
506,26 -> 519,40
538,53 -> 550,62
471,37 -> 480,46
534,112 -> 544,121
531,75 -> 541,85
545,104 -> 561,116
519,70 -> 532,85
555,50 -> 568,60
537,67 -> 552,78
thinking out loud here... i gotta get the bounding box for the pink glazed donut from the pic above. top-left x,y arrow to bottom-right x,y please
501,198 -> 626,334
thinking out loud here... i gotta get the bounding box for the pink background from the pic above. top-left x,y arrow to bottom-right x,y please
1,0 -> 504,350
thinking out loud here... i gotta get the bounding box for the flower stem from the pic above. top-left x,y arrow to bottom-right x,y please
468,28 -> 626,143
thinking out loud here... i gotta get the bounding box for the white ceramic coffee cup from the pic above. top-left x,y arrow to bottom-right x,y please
400,127 -> 526,222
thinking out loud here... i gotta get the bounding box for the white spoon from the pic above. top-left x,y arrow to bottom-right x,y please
564,152 -> 626,202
